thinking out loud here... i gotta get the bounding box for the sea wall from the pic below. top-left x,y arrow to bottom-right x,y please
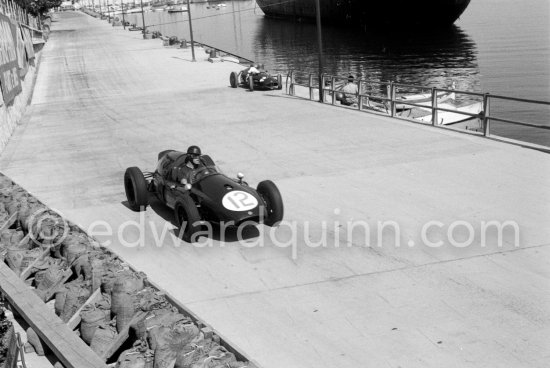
0,11 -> 43,154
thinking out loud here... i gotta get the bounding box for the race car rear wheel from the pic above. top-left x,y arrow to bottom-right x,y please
277,74 -> 283,90
248,76 -> 254,91
124,167 -> 149,211
175,195 -> 202,243
257,180 -> 283,226
230,72 -> 238,88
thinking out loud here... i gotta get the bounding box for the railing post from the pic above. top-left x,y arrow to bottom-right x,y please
331,76 -> 336,105
357,79 -> 363,110
482,93 -> 491,136
289,71 -> 295,96
390,82 -> 395,117
309,74 -> 314,100
320,74 -> 325,103
431,87 -> 438,125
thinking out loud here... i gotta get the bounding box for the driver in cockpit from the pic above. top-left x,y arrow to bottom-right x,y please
172,145 -> 204,183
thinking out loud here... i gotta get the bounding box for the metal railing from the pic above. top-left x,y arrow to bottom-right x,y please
20,23 -> 44,41
287,71 -> 550,152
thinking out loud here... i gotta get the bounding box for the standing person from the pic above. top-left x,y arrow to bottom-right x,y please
341,75 -> 359,106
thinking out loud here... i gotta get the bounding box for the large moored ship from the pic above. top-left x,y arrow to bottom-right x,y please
255,0 -> 472,28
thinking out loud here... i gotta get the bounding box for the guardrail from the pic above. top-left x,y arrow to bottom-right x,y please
287,71 -> 550,152
20,23 -> 45,41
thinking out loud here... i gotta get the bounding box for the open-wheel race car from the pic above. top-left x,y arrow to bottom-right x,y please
229,66 -> 283,91
123,148 -> 284,242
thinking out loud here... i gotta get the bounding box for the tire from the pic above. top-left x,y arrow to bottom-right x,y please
230,72 -> 238,88
257,180 -> 284,226
174,195 -> 202,242
201,154 -> 215,167
277,74 -> 283,90
158,149 -> 175,161
248,75 -> 254,91
124,167 -> 149,211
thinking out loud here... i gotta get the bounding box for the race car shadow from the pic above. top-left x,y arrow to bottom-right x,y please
146,195 -> 260,243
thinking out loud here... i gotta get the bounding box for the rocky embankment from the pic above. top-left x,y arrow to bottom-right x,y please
0,172 -> 252,368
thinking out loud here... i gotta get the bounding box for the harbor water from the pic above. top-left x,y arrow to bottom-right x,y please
124,0 -> 550,146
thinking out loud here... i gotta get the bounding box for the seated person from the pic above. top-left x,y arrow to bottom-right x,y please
171,145 -> 205,184
340,75 -> 359,106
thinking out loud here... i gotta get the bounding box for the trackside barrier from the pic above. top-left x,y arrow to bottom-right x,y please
286,71 -> 550,153
20,23 -> 44,42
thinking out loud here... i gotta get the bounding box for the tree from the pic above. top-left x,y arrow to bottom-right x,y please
14,0 -> 63,17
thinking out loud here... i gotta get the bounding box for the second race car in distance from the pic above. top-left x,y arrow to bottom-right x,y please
229,65 -> 283,91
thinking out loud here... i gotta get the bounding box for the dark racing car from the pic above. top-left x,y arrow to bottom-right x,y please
123,149 -> 284,242
229,66 -> 283,91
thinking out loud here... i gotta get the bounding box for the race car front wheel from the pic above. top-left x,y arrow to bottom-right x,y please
124,167 -> 149,211
230,72 -> 238,88
249,76 -> 254,92
257,180 -> 284,226
175,196 -> 202,243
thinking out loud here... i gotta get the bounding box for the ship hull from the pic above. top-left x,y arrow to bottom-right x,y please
255,0 -> 471,28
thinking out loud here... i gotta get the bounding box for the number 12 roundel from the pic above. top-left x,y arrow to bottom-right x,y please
222,191 -> 258,211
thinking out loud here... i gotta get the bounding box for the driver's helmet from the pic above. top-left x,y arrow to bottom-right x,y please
186,145 -> 202,166
187,145 -> 201,156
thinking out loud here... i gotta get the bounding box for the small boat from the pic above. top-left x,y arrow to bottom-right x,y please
397,99 -> 483,125
167,5 -> 188,12
125,7 -> 145,14
394,90 -> 456,111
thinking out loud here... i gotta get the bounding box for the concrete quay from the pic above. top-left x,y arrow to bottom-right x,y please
1,10 -> 550,368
